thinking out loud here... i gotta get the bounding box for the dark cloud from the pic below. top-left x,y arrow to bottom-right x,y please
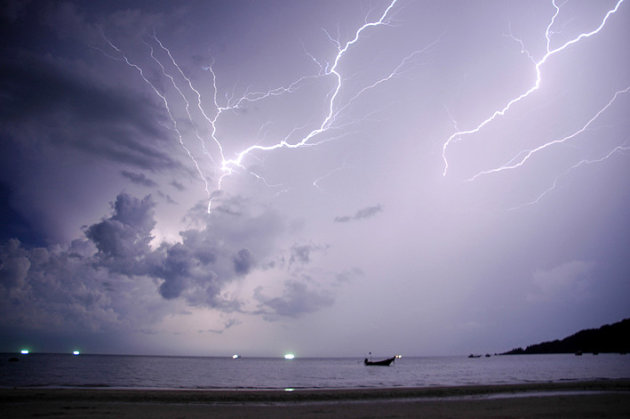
0,237 -> 161,338
121,171 -> 158,188
148,232 -> 222,304
0,52 -> 179,172
85,194 -> 156,275
334,204 -> 383,223
154,243 -> 202,300
103,194 -> 283,308
0,0 -> 31,23
0,191 -> 289,343
233,249 -> 254,276
0,241 -> 30,289
0,182 -> 44,247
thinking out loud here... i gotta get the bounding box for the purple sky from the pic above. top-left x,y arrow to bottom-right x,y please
1,0 -> 629,357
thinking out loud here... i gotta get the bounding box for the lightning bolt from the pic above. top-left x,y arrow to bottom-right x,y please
102,0 -> 422,212
509,144 -> 630,210
215,0 -> 402,188
467,86 -> 630,182
101,34 -> 213,204
441,0 -> 626,177
313,160 -> 350,191
149,36 -> 219,166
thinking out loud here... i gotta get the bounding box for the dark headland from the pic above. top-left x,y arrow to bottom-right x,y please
503,318 -> 630,355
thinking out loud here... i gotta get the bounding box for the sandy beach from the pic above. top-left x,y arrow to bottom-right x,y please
2,380 -> 629,418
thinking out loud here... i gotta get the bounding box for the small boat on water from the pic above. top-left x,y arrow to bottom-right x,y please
364,356 -> 396,366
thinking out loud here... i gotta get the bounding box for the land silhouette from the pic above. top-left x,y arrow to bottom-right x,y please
503,318 -> 630,355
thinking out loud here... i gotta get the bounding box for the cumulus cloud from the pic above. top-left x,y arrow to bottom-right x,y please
248,241 -> 351,319
0,237 -> 162,335
82,193 -> 274,309
334,204 -> 382,223
143,196 -> 285,308
0,242 -> 30,289
85,194 -> 156,275
0,189 -> 354,343
0,192 -> 289,338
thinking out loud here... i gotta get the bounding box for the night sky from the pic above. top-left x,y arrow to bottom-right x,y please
1,0 -> 629,357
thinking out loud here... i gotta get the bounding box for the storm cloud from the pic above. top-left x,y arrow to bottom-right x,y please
0,192 -> 299,341
1,0 -> 629,357
0,53 -> 179,172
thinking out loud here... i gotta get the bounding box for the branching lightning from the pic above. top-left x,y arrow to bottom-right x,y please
509,143 -> 630,210
101,34 -> 213,204
215,0 -> 402,190
441,0 -> 626,178
101,0 -> 426,212
467,86 -> 630,182
313,160 -> 350,191
100,0 -> 626,213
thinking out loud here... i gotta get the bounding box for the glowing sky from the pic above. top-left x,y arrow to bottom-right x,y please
1,0 -> 629,357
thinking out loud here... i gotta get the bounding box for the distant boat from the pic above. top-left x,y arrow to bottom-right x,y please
364,356 -> 396,366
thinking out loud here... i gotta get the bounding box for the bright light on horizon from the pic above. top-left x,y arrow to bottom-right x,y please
20,349 -> 29,355
73,350 -> 80,356
283,353 -> 295,360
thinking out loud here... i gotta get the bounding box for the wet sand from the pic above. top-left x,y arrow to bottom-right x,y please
2,380 -> 629,418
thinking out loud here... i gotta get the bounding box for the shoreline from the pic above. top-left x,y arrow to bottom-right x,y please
2,380 -> 630,418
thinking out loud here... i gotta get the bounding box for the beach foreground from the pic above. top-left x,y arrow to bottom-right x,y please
2,380 -> 629,418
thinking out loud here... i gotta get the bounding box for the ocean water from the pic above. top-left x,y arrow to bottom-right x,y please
1,353 -> 628,390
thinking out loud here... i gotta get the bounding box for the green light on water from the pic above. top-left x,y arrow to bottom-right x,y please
73,350 -> 80,356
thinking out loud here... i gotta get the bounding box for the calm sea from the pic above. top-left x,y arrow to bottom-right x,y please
1,353 -> 628,390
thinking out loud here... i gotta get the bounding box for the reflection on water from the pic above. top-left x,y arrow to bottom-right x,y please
1,353 -> 628,390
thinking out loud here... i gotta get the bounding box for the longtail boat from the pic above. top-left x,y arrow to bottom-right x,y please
364,356 -> 396,366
